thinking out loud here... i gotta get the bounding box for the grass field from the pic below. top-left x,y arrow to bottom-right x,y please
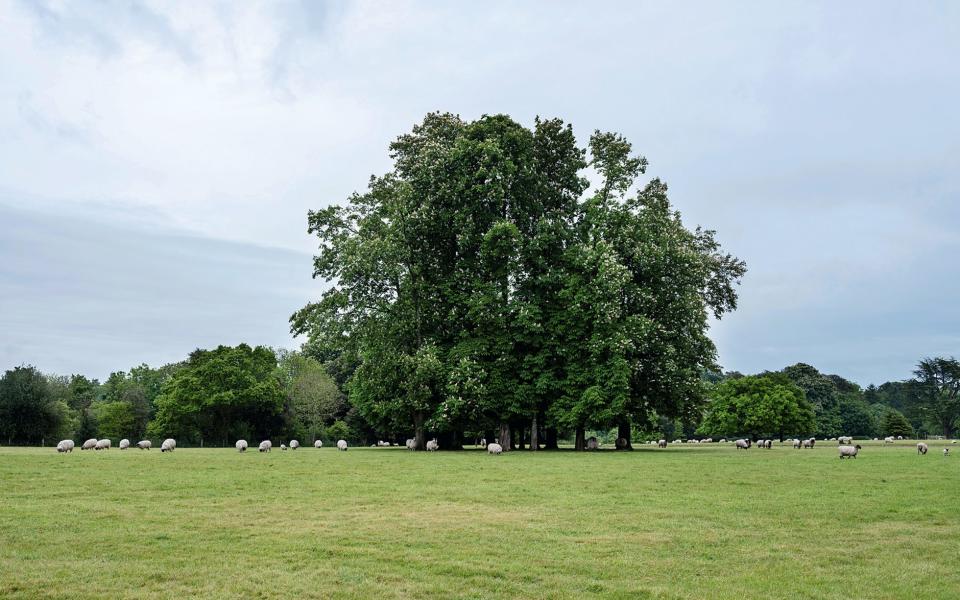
1,440 -> 957,599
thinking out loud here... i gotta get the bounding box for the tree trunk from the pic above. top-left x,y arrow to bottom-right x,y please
575,427 -> 585,451
530,414 -> 539,451
484,429 -> 495,448
617,420 -> 633,450
499,422 -> 512,452
414,411 -> 426,451
545,427 -> 559,450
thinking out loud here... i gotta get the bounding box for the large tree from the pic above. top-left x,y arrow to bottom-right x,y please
149,344 -> 284,445
0,366 -> 70,445
697,374 -> 815,440
292,113 -> 745,449
912,357 -> 960,438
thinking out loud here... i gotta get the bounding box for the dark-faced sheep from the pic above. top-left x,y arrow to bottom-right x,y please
839,444 -> 862,459
917,442 -> 929,455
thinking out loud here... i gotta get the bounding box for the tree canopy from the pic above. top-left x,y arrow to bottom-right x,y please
697,374 -> 815,440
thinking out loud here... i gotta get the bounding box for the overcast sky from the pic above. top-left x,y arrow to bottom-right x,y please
2,1 -> 958,384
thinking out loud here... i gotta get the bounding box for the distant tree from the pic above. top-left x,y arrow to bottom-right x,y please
839,396 -> 877,438
149,344 -> 285,445
94,400 -> 137,440
881,407 -> 915,438
780,363 -> 842,438
697,374 -> 815,440
912,357 -> 960,438
0,366 -> 69,445
276,351 -> 345,442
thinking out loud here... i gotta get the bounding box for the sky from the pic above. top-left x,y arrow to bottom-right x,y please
1,1 -> 958,384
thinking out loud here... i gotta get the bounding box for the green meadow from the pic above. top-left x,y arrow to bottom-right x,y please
1,441 -> 957,599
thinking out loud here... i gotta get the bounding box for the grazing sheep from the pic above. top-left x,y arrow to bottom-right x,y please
838,436 -> 852,445
290,440 -> 300,450
236,440 -> 248,452
95,439 -> 111,450
487,442 -> 503,455
337,439 -> 348,451
258,441 -> 272,452
884,436 -> 895,444
658,439 -> 667,448
735,439 -> 751,450
426,439 -> 439,451
119,439 -> 130,450
702,438 -> 713,443
586,437 -> 599,450
137,440 -> 152,450
160,438 -> 176,452
314,440 -> 323,448
56,440 -> 75,453
280,444 -> 287,451
82,438 -> 97,450
839,444 -> 862,459
719,438 -> 727,443
917,442 -> 928,455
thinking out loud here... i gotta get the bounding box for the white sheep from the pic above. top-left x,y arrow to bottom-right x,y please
944,448 -> 949,456
487,442 -> 503,455
897,435 -> 903,440
95,439 -> 111,450
884,436 -> 895,444
280,444 -> 287,451
337,439 -> 348,451
289,440 -> 299,450
137,440 -> 152,450
314,440 -> 323,448
735,439 -> 751,450
160,438 -> 176,452
82,438 -> 97,450
119,439 -> 130,450
917,442 -> 928,455
719,438 -> 727,443
839,444 -> 862,459
657,439 -> 667,448
258,440 -> 272,452
838,436 -> 852,445
56,440 -> 75,453
236,440 -> 248,452
793,439 -> 802,449
426,439 -> 439,451
405,438 -> 416,450
586,437 -> 599,450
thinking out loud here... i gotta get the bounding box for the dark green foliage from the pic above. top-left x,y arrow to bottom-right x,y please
881,407 -> 915,438
0,366 -> 69,444
912,357 -> 960,438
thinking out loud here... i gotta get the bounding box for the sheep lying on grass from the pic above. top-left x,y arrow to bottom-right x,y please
259,441 -> 272,452
337,440 -> 348,451
487,443 -> 503,455
236,440 -> 248,452
56,440 -> 75,453
137,440 -> 152,450
161,439 -> 176,452
917,442 -> 928,455
839,444 -> 862,459
884,436 -> 895,444
119,439 -> 130,450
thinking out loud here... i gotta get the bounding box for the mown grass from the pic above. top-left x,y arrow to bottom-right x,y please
0,440 -> 957,599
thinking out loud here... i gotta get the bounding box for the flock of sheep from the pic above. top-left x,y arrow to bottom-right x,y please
54,435 -> 955,458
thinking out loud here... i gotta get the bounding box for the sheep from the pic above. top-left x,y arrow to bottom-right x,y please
82,438 -> 97,450
405,438 -> 416,450
838,436 -> 852,445
658,439 -> 667,448
95,439 -> 111,450
426,439 -> 439,451
897,436 -> 903,440
917,442 -> 928,455
160,438 -> 176,452
793,439 -> 802,449
735,439 -> 751,450
719,438 -> 727,443
119,439 -> 130,450
487,442 -> 503,455
758,439 -> 772,449
281,444 -> 288,451
702,438 -> 713,443
839,444 -> 862,459
884,436 -> 895,444
137,440 -> 152,450
56,440 -> 75,453
944,448 -> 949,456
586,437 -> 599,450
314,440 -> 323,448
236,440 -> 248,452
337,439 -> 348,451
258,440 -> 272,452
802,438 -> 813,449
290,440 -> 300,450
